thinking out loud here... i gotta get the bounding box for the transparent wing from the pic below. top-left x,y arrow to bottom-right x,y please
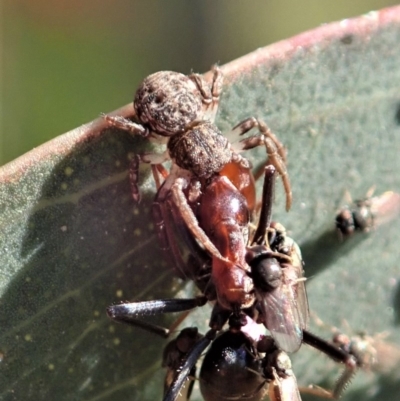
370,191 -> 400,227
268,358 -> 301,401
257,263 -> 308,353
288,250 -> 309,331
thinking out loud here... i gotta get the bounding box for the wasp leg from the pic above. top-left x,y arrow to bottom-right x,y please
303,330 -> 358,399
252,165 -> 276,245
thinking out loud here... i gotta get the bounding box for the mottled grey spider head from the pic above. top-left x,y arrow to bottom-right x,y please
134,71 -> 204,136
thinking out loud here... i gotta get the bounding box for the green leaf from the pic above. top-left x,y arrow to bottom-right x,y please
1,6 -> 400,401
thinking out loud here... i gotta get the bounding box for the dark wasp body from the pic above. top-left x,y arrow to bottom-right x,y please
110,307 -> 302,401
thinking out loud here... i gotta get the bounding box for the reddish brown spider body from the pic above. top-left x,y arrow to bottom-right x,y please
151,159 -> 256,311
218,159 -> 256,213
196,173 -> 254,310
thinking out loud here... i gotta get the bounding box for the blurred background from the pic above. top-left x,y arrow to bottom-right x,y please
1,0 -> 399,166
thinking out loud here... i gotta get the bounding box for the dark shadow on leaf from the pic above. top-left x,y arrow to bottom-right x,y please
392,281 -> 400,326
300,229 -> 370,279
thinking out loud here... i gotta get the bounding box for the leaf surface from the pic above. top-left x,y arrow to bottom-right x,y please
1,6 -> 400,401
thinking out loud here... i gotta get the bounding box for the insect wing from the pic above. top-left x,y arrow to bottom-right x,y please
369,191 -> 400,227
288,241 -> 309,331
279,376 -> 301,401
269,367 -> 301,401
294,277 -> 309,332
258,285 -> 301,353
372,337 -> 400,374
258,263 -> 308,353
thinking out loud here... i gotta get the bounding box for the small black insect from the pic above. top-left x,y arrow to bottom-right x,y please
335,189 -> 400,238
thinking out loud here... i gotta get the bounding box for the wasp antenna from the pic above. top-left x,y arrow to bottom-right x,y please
252,165 -> 276,245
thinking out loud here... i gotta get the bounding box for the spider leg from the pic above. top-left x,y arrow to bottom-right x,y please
171,178 -> 225,261
102,113 -> 149,137
229,117 -> 292,211
189,65 -> 223,122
